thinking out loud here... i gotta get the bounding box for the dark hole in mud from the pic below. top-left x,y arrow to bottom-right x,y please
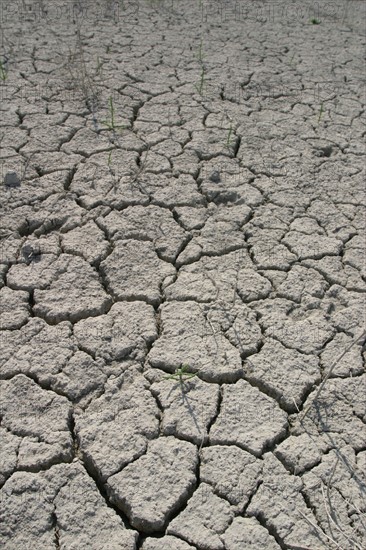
209,170 -> 221,183
22,244 -> 42,264
313,145 -> 333,157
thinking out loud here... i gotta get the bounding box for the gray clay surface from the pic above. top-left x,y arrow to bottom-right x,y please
0,1 -> 365,548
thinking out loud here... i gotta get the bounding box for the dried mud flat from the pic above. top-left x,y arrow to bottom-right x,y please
0,1 -> 365,549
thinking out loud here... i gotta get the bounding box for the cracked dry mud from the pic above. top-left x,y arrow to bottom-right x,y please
0,1 -> 365,549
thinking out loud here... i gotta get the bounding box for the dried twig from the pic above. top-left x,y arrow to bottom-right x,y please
298,509 -> 344,550
321,483 -> 363,550
300,329 -> 366,420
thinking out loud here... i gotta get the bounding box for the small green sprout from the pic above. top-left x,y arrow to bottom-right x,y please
95,56 -> 103,76
311,18 -> 320,24
194,38 -> 206,95
225,123 -> 234,149
194,65 -> 206,95
289,52 -> 296,67
196,38 -> 204,63
164,364 -> 197,384
0,60 -> 8,81
318,102 -> 324,123
102,96 -> 126,132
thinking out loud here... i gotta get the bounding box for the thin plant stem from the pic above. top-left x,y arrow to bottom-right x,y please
301,329 -> 366,420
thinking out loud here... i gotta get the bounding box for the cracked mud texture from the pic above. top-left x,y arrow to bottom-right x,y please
0,0 -> 365,549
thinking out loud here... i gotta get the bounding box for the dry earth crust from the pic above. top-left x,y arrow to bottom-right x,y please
0,1 -> 365,549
